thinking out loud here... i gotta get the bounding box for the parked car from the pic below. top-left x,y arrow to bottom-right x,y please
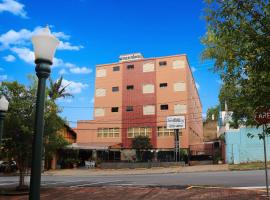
0,160 -> 17,173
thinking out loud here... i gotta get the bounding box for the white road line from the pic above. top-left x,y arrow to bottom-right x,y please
232,186 -> 269,190
0,183 -> 16,186
69,180 -> 123,188
41,180 -> 86,186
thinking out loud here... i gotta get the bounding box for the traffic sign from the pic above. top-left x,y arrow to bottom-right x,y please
254,107 -> 270,124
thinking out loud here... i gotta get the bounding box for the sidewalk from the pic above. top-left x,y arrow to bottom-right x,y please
0,186 -> 267,200
44,164 -> 229,176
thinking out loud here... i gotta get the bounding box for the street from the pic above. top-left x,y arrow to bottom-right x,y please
0,170 -> 268,189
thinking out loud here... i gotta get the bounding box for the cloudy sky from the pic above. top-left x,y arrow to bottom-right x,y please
0,0 -> 221,127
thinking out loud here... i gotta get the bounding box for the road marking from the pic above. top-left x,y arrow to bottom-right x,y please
41,180 -> 86,186
0,182 -> 16,186
69,180 -> 123,188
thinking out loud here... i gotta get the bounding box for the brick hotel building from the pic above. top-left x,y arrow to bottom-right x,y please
75,53 -> 203,161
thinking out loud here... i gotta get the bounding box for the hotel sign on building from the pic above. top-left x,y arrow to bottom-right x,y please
119,53 -> 144,62
166,116 -> 186,129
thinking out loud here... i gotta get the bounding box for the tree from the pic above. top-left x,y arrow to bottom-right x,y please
206,105 -> 219,121
0,76 -> 71,189
0,81 -> 35,189
202,0 -> 270,127
48,76 -> 73,101
132,136 -> 152,161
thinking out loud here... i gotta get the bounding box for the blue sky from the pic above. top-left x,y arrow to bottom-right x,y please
0,0 -> 221,127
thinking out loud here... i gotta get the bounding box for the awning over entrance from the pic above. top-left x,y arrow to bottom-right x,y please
66,142 -> 122,150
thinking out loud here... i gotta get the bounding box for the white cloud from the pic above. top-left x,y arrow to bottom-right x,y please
59,69 -> 67,75
0,74 -> 7,81
11,47 -> 34,64
0,27 -> 82,51
195,82 -> 200,90
58,41 -> 83,51
191,67 -> 196,72
3,54 -> 15,62
70,67 -> 92,74
61,79 -> 88,94
0,28 -> 32,48
0,0 -> 27,18
52,32 -> 70,40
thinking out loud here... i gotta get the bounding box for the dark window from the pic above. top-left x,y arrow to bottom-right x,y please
127,64 -> 134,70
159,61 -> 167,66
126,106 -> 133,112
159,83 -> 168,88
160,104 -> 169,110
113,66 -> 120,71
112,86 -> 119,92
126,85 -> 134,90
111,107 -> 119,112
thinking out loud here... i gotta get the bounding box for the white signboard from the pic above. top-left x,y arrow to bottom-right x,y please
119,53 -> 144,62
166,116 -> 185,129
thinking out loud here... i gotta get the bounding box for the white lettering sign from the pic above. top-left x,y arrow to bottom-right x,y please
119,53 -> 144,62
166,116 -> 185,129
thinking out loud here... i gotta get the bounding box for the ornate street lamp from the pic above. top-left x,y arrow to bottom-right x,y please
0,95 -> 9,144
29,26 -> 59,200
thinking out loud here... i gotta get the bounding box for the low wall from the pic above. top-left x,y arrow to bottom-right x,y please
100,162 -> 185,169
225,127 -> 270,164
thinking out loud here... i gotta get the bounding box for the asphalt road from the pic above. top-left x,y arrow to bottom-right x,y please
0,170 -> 268,189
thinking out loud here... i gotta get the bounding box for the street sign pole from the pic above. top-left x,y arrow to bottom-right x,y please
263,124 -> 269,197
254,106 -> 270,197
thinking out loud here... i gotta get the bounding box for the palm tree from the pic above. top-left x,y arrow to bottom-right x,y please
48,76 -> 73,101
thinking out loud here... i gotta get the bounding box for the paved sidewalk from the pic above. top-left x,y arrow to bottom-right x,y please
0,186 -> 267,200
44,164 -> 229,176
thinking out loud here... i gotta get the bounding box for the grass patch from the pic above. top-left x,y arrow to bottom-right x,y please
229,162 -> 270,171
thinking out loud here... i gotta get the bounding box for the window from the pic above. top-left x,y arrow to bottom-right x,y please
127,127 -> 152,138
95,108 -> 105,117
127,85 -> 134,90
174,104 -> 187,114
126,106 -> 133,112
174,82 -> 186,92
142,84 -> 154,94
157,127 -> 182,137
97,128 -> 120,138
96,69 -> 106,77
111,107 -> 119,112
143,105 -> 155,115
112,86 -> 119,92
113,66 -> 120,71
172,60 -> 185,69
127,64 -> 134,70
96,88 -> 106,97
159,61 -> 167,66
143,62 -> 155,72
159,83 -> 168,88
160,104 -> 168,110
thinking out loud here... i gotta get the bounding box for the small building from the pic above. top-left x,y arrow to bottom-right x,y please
225,127 -> 270,164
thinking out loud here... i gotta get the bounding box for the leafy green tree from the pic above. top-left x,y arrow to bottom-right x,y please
206,105 -> 219,121
0,81 -> 35,189
0,76 -> 71,189
202,0 -> 270,127
48,76 -> 73,101
132,136 -> 152,161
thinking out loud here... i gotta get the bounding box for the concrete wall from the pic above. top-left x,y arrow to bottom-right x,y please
225,127 -> 270,164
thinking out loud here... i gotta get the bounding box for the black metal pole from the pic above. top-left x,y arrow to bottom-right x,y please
0,111 -> 6,144
174,129 -> 179,162
263,124 -> 269,197
29,59 -> 51,200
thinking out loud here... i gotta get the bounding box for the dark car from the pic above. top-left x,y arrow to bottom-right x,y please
0,160 -> 17,173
